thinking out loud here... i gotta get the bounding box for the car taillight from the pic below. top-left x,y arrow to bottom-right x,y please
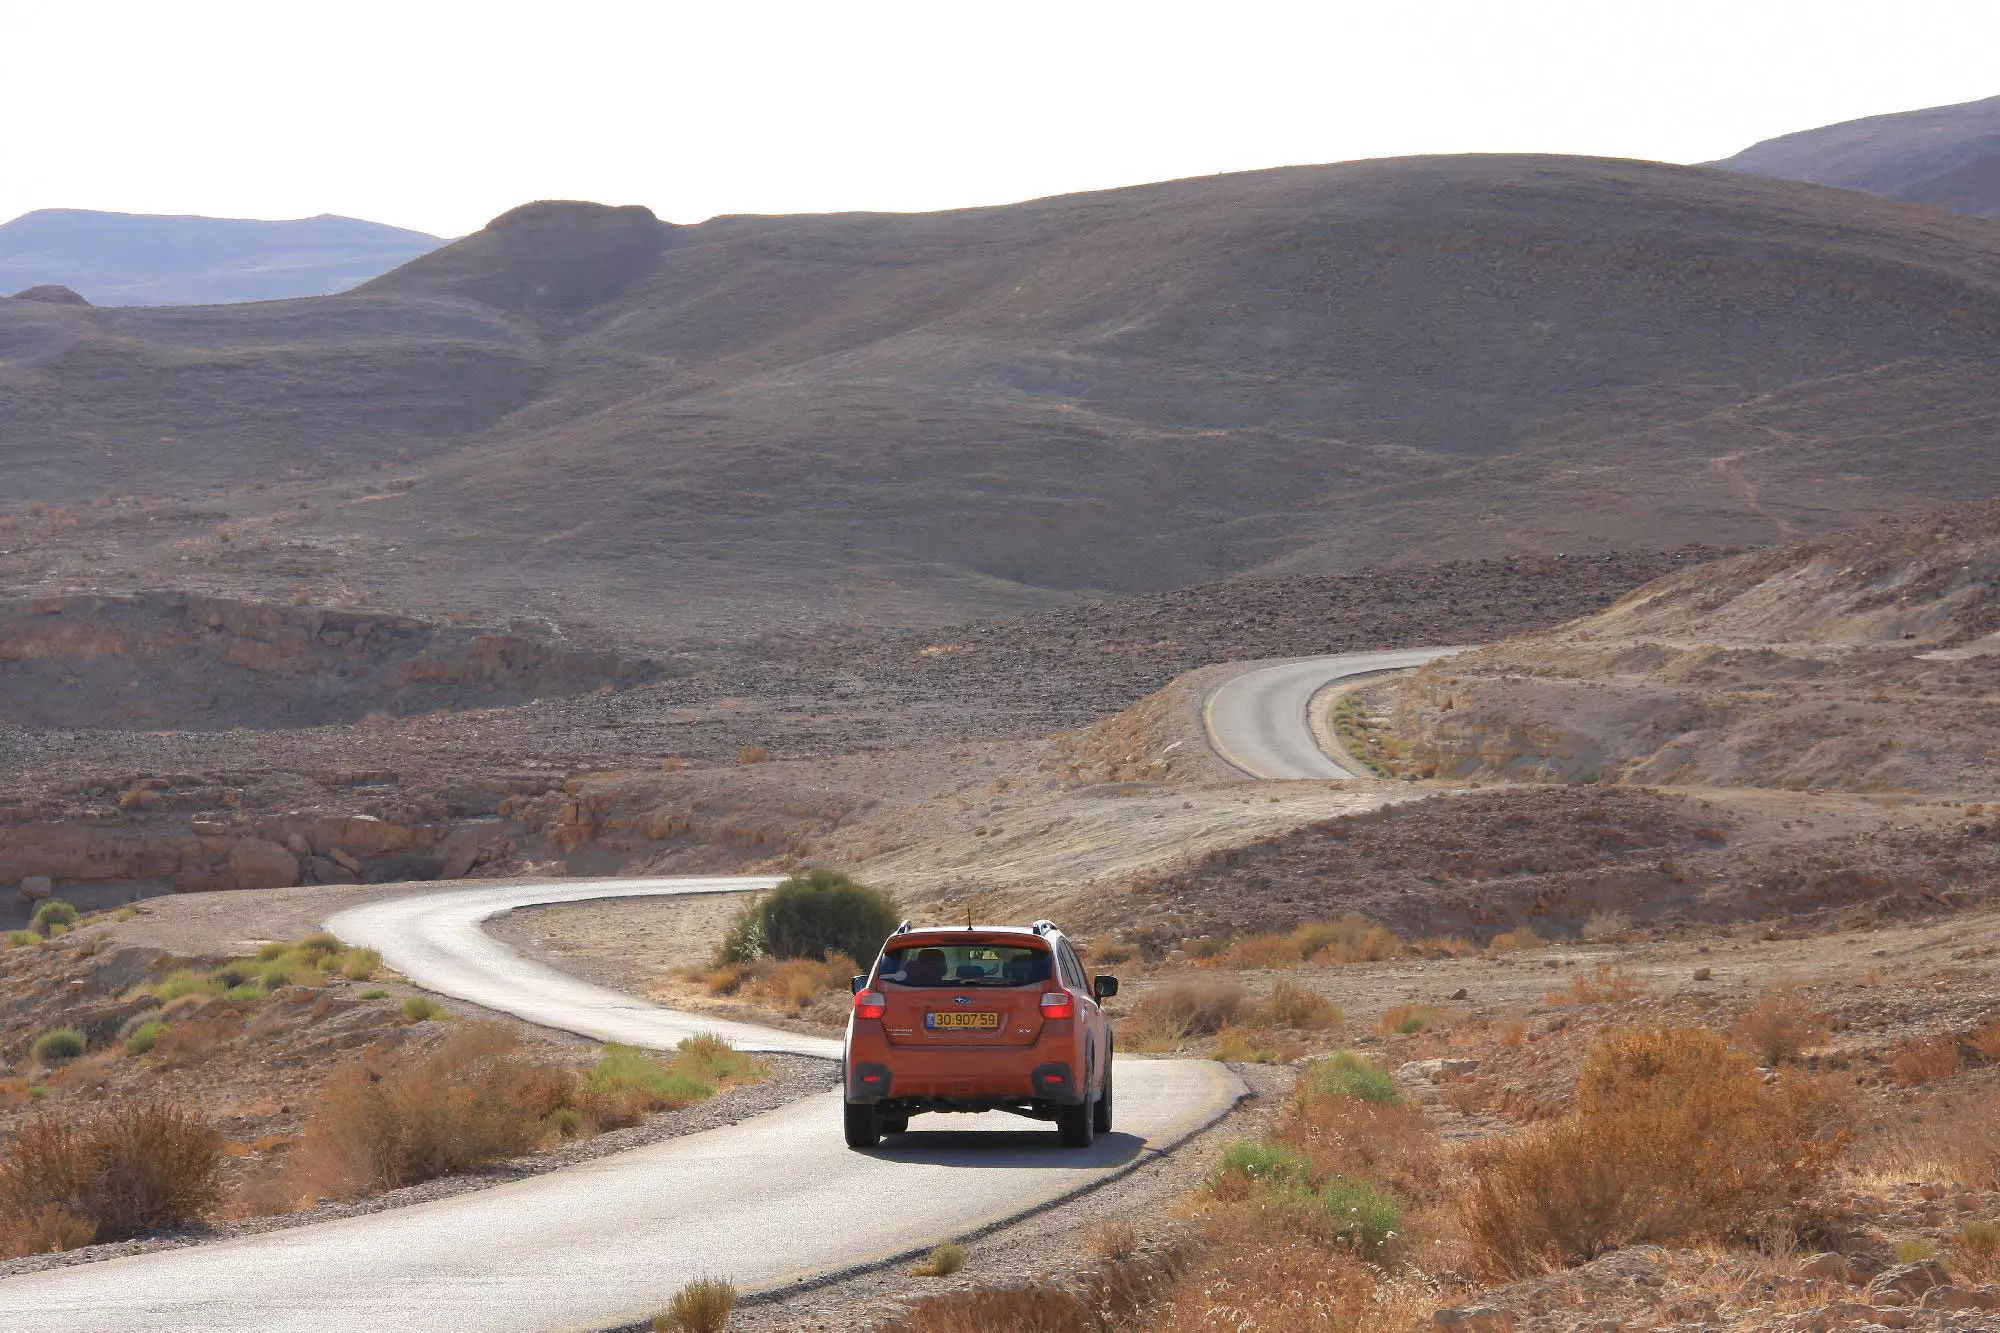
853,990 -> 887,1019
1040,990 -> 1075,1020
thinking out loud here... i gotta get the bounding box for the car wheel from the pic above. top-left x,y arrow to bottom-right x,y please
1057,1097 -> 1095,1148
880,1113 -> 910,1135
843,1100 -> 881,1150
1092,1052 -> 1113,1135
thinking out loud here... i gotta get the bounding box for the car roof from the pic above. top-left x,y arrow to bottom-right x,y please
891,925 -> 1052,942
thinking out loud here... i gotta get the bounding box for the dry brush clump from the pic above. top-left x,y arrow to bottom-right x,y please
1202,917 -> 1404,970
653,1276 -> 736,1333
1461,1028 -> 1846,1278
1121,976 -> 1247,1051
286,1025 -> 763,1202
1731,984 -> 1829,1066
0,1099 -> 224,1257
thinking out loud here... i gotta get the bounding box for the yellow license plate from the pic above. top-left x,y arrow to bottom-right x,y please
926,1011 -> 1000,1030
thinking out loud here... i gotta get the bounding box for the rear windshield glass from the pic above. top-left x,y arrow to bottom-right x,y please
881,943 -> 1051,988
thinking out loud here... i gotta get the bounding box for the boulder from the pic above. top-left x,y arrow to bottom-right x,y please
1867,1261 -> 1950,1301
18,874 -> 52,903
227,838 -> 300,890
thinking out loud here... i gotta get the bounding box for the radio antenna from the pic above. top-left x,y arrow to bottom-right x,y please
966,907 -> 974,930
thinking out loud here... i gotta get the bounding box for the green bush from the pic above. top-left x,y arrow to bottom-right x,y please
359,988 -> 389,1001
1209,1139 -> 1310,1190
1316,1174 -> 1403,1253
31,900 -> 79,936
341,948 -> 382,981
33,1028 -> 87,1064
6,930 -> 36,948
1301,1051 -> 1402,1106
403,995 -> 441,1023
590,1044 -> 714,1107
125,1021 -> 167,1056
727,869 -> 900,964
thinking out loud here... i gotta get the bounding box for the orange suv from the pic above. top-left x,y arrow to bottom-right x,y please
842,919 -> 1118,1149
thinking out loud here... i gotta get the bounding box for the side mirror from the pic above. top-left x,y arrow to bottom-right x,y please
851,974 -> 868,994
1093,975 -> 1119,1001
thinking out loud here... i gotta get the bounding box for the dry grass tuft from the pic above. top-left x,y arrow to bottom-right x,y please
0,1100 -> 223,1253
1891,1035 -> 1965,1085
879,1246 -> 1194,1333
1462,1028 -> 1845,1278
1123,976 -> 1247,1050
1086,1219 -> 1139,1260
652,1276 -> 736,1333
1257,979 -> 1342,1031
1488,926 -> 1544,953
1204,917 -> 1403,970
1549,962 -> 1649,1005
1732,984 -> 1829,1066
913,1239 -> 967,1276
1380,1003 -> 1441,1035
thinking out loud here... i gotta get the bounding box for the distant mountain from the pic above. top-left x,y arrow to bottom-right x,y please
7,159 -> 2000,641
0,209 -> 445,305
1714,94 -> 2000,220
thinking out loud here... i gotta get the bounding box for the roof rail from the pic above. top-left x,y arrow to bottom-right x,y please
1030,919 -> 1059,936
893,919 -> 911,935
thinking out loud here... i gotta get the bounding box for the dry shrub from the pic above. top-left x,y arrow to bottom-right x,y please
702,964 -> 744,996
1550,962 -> 1649,1005
0,1100 -> 223,1249
1488,926 -> 1543,953
1954,1220 -> 2000,1284
151,1010 -> 243,1069
1732,985 -> 1829,1066
291,1023 -> 571,1198
881,1246 -> 1193,1333
1380,1003 -> 1440,1035
1087,1219 -> 1138,1260
914,1239 -> 967,1276
1123,976 -> 1247,1050
742,953 -> 856,1016
1413,935 -> 1480,958
1136,1217 -> 1410,1332
1257,979 -> 1342,1031
653,1276 -> 736,1333
1892,1035 -> 1965,1085
1205,918 -> 1402,970
1463,1029 -> 1844,1278
1972,1021 -> 2000,1063
1210,1026 -> 1303,1065
0,1204 -> 96,1258
736,745 -> 771,764
1856,1089 -> 2000,1190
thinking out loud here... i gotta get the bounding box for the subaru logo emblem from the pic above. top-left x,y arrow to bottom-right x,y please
953,995 -> 970,1004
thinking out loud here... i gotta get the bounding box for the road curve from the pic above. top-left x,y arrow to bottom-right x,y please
325,875 -> 839,1057
1203,647 -> 1467,779
2,876 -> 1245,1332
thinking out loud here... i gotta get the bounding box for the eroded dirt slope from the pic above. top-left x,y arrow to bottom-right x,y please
1390,501 -> 2000,793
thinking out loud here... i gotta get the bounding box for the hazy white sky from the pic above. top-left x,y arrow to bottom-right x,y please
7,0 -> 1998,237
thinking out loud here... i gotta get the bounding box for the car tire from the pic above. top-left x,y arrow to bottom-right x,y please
1092,1051 -> 1113,1135
1057,1096 -> 1095,1148
843,1100 -> 881,1150
880,1113 -> 910,1136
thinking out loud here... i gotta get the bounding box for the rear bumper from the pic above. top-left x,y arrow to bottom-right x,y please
844,1033 -> 1086,1106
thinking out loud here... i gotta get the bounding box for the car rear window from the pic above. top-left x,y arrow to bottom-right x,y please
880,943 -> 1051,987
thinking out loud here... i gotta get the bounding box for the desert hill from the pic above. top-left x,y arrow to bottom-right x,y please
1390,500 -> 2000,793
1716,94 -> 2000,220
6,156 -> 2000,639
0,208 -> 444,306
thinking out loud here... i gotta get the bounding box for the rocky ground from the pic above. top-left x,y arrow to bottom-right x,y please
0,550 -> 1701,927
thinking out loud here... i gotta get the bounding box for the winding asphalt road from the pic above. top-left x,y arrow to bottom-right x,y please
1203,647 -> 1466,779
1,649 -> 1454,1332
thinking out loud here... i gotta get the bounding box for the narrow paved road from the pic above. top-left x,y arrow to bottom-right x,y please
1203,647 -> 1466,779
4,878 -> 1243,1332
2,648 -> 1449,1331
